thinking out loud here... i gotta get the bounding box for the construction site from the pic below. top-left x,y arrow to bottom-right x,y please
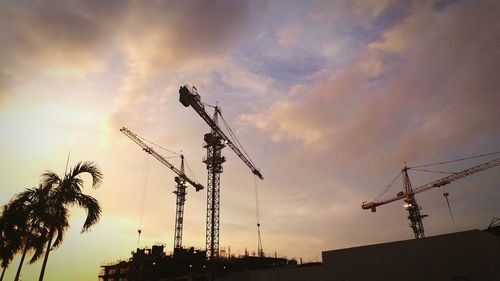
97,85 -> 500,281
2,2 -> 500,281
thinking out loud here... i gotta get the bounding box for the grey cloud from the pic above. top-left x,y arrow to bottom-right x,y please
0,0 -> 264,101
1,1 -> 113,58
242,0 -> 500,177
119,0 -> 265,72
107,0 -> 267,130
0,0 -> 118,99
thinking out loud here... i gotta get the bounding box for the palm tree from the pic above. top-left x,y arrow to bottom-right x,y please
0,197 -> 33,281
37,161 -> 103,281
0,203 -> 23,281
0,237 -> 9,281
3,184 -> 55,281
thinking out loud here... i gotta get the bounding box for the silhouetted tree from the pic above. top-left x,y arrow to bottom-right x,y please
0,197 -> 37,281
10,184 -> 58,281
0,203 -> 23,281
37,161 -> 103,281
1,184 -> 55,281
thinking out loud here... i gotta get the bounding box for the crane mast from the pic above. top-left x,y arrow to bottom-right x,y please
401,166 -> 427,238
203,108 -> 225,260
362,156 -> 500,239
173,155 -> 188,250
179,85 -> 263,261
120,127 -> 204,250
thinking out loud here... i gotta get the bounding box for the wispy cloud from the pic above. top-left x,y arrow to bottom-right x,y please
241,0 -> 500,173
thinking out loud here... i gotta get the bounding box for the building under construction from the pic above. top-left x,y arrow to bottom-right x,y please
99,224 -> 500,281
98,246 -> 296,281
112,85 -> 500,281
109,85 -> 276,281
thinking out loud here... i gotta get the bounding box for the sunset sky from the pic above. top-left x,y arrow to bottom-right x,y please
1,0 -> 500,280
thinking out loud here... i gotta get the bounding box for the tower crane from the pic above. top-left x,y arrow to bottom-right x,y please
362,155 -> 500,239
120,127 -> 204,251
179,85 -> 263,261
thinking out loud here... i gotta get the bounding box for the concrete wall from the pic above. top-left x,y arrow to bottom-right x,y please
218,230 -> 500,281
322,230 -> 500,281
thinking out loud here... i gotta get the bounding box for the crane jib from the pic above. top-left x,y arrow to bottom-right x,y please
119,127 -> 204,191
362,157 -> 500,210
178,85 -> 264,180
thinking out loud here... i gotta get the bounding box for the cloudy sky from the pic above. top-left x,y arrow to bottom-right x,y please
1,0 -> 500,280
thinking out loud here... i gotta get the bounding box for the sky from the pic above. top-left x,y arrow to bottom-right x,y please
1,0 -> 500,280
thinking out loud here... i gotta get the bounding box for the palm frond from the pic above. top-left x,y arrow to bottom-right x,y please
28,244 -> 45,264
0,201 -> 27,265
28,227 -> 50,264
14,188 -> 36,204
74,193 -> 101,233
51,223 -> 68,250
0,204 -> 19,266
1,160 -> 104,271
69,161 -> 103,188
70,178 -> 84,191
41,171 -> 61,188
50,207 -> 69,249
0,239 -> 18,267
3,197 -> 29,231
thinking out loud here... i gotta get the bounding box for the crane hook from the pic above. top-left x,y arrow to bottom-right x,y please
443,191 -> 454,221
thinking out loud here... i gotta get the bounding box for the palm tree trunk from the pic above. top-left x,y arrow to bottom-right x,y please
13,244 -> 29,281
38,233 -> 53,281
0,266 -> 6,281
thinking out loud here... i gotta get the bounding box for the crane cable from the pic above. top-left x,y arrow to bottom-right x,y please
138,153 -> 151,248
254,176 -> 260,224
408,168 -> 456,174
137,134 -> 182,156
443,189 -> 455,223
408,151 -> 500,224
411,167 -> 456,222
205,104 -> 259,169
409,150 -> 500,168
219,110 -> 257,167
213,106 -> 263,255
374,172 -> 402,202
254,175 -> 264,257
376,151 -> 499,201
184,159 -> 199,183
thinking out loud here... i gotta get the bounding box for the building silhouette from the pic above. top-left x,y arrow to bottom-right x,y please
99,245 -> 295,281
218,228 -> 500,281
